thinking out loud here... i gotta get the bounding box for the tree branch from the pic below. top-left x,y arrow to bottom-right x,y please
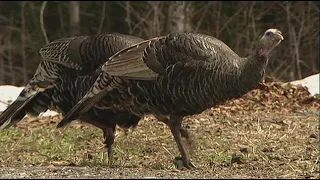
0,100 -> 10,106
98,1 -> 106,34
218,4 -> 246,36
57,3 -> 66,35
21,1 -> 28,84
40,1 -> 49,44
195,2 -> 211,33
124,1 -> 133,34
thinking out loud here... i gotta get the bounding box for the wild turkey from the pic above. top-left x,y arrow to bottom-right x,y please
58,28 -> 284,169
1,72 -> 141,163
53,73 -> 141,163
0,33 -> 144,129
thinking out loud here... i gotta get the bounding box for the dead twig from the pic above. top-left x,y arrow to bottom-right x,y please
218,4 -> 246,37
124,1 -> 133,34
57,3 -> 66,35
21,1 -> 28,84
98,1 -> 106,34
0,100 -> 10,106
40,1 -> 49,44
195,2 -> 211,33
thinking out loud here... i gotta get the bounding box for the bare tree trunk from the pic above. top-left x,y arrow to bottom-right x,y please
0,37 -> 3,85
58,3 -> 66,35
148,1 -> 161,37
40,1 -> 49,44
98,1 -> 106,34
167,1 -> 193,33
184,2 -> 194,32
69,1 -> 80,36
21,1 -> 28,84
167,1 -> 185,33
7,20 -> 15,85
125,1 -> 133,35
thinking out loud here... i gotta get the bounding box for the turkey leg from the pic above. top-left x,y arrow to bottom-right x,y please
103,125 -> 116,165
168,116 -> 196,169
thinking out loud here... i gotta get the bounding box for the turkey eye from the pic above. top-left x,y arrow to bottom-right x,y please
266,32 -> 272,36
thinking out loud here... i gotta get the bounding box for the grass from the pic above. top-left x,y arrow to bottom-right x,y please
0,108 -> 318,178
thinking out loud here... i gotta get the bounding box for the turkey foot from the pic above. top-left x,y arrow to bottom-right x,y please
173,156 -> 196,170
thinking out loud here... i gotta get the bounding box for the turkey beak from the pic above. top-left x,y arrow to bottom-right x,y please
279,34 -> 284,41
275,31 -> 284,41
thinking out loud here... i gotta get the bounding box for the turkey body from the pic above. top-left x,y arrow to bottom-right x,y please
35,73 -> 141,131
0,33 -> 144,129
0,33 -> 144,163
59,29 -> 283,169
5,72 -> 141,162
12,73 -> 141,131
38,33 -> 144,74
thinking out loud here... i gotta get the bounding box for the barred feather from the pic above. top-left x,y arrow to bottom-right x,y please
58,29 -> 283,168
60,30 -> 284,125
0,33 -> 144,130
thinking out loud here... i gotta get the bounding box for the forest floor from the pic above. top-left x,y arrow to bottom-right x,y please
0,80 -> 319,179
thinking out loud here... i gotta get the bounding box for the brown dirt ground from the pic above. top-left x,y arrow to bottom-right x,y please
0,80 -> 319,179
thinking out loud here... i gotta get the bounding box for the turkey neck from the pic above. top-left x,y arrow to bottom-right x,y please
236,46 -> 269,95
201,44 -> 269,109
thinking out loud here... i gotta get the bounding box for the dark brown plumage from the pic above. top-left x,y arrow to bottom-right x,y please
58,29 -> 284,168
0,33 -> 144,163
0,72 -> 141,163
0,33 -> 143,130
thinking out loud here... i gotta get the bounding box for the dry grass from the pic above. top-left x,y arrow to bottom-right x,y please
0,82 -> 319,178
0,111 -> 318,178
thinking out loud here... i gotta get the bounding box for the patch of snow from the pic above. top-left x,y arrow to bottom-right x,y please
0,85 -> 24,103
0,85 -> 59,117
0,85 -> 24,112
39,110 -> 60,117
0,103 -> 7,113
287,73 -> 319,96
